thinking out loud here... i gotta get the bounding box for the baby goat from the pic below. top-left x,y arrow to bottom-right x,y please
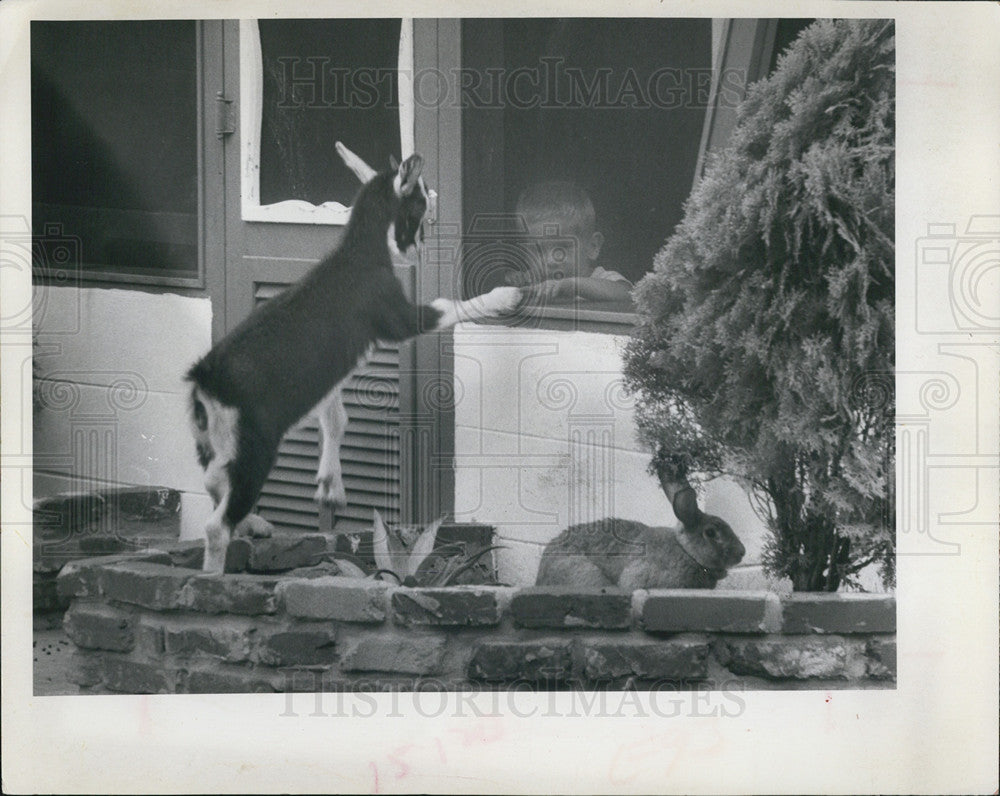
187,148 -> 522,574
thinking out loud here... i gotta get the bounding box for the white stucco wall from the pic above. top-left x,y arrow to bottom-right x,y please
32,286 -> 213,540
451,322 -> 773,588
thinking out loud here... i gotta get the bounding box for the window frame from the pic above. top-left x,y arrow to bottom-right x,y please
238,18 -> 415,226
464,18 -> 784,337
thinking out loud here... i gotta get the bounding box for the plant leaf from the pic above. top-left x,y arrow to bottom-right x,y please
372,509 -> 406,575
407,516 -> 444,576
331,557 -> 368,579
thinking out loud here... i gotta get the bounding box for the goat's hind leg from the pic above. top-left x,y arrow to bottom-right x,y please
194,394 -> 276,573
191,391 -> 239,574
202,470 -> 234,575
314,384 -> 349,510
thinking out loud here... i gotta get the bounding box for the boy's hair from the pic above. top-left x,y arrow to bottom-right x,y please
515,181 -> 596,236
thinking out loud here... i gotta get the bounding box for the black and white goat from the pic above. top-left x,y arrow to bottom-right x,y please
187,145 -> 522,574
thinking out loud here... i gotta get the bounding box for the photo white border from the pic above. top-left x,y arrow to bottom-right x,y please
2,1 -> 998,793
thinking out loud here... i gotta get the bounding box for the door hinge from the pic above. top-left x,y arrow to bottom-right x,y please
215,91 -> 234,139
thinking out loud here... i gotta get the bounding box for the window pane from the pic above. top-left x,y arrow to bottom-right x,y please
461,18 -> 711,296
31,21 -> 199,280
258,19 -> 402,207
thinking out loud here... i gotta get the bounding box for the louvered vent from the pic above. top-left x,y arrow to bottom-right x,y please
252,282 -> 402,534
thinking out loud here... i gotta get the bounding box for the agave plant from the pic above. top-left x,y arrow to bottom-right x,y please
326,510 -> 502,587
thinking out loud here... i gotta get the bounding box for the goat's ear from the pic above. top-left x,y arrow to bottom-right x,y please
335,141 -> 377,183
389,154 -> 400,171
396,154 -> 424,197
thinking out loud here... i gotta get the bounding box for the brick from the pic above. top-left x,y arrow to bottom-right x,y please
278,577 -> 388,623
285,562 -> 345,579
160,617 -> 257,662
468,640 -> 573,682
179,574 -> 279,615
100,485 -> 180,522
780,594 -> 896,634
33,491 -> 105,537
33,549 -> 68,575
67,650 -> 104,688
248,534 -> 328,573
34,572 -> 67,614
63,602 -> 135,652
135,617 -> 165,655
99,656 -> 177,693
392,587 -> 502,627
56,551 -> 172,600
153,538 -> 252,573
341,636 -> 446,675
510,587 -> 631,629
153,540 -> 206,569
865,638 -> 897,680
576,639 -> 709,682
715,637 -> 867,680
182,666 -> 278,694
222,537 -> 254,574
100,562 -> 190,610
256,625 -> 339,666
78,535 -> 133,556
642,590 -> 771,633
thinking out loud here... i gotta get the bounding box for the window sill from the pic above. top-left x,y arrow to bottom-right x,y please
474,298 -> 638,335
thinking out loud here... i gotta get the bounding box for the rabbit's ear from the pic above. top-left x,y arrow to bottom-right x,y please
654,454 -> 705,527
671,485 -> 704,527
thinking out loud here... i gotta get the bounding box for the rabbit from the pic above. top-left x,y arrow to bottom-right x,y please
535,465 -> 745,589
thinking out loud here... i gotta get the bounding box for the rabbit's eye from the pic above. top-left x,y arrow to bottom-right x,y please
704,526 -> 717,540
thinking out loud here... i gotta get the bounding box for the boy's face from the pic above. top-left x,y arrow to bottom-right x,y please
524,215 -> 604,281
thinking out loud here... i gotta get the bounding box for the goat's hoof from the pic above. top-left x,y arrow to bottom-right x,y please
315,477 -> 348,510
236,513 -> 274,539
198,562 -> 225,577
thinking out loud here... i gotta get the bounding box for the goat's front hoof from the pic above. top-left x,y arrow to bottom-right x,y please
485,286 -> 523,316
201,549 -> 226,576
315,476 -> 348,510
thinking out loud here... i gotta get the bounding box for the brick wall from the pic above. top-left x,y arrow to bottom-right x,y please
56,540 -> 896,694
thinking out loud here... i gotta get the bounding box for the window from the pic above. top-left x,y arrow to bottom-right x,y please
240,19 -> 414,224
31,21 -> 202,287
459,18 -> 713,328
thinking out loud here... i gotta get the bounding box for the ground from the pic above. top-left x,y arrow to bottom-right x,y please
34,618 -> 76,696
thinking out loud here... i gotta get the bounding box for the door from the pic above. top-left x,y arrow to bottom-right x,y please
214,19 -> 456,534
